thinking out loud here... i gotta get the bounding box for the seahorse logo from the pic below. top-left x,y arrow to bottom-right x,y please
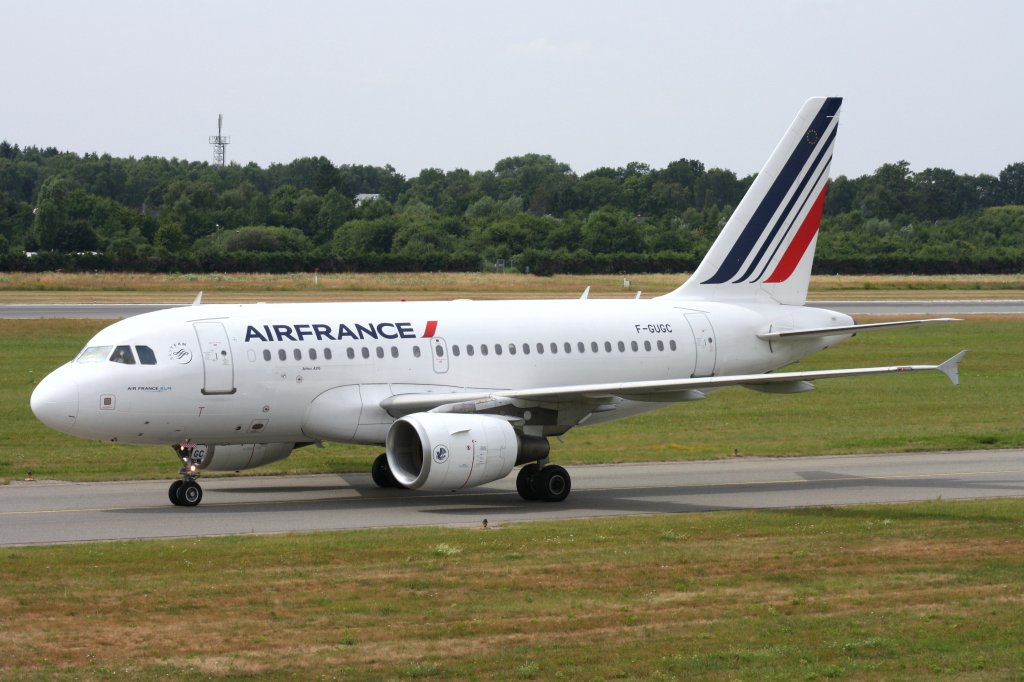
169,343 -> 193,364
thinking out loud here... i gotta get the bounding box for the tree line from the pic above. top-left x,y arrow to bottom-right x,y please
1,140 -> 1022,274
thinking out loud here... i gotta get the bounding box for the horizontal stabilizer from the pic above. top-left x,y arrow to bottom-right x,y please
757,318 -> 961,341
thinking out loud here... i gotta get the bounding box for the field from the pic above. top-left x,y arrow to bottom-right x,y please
2,273 -> 1024,680
2,499 -> 1024,680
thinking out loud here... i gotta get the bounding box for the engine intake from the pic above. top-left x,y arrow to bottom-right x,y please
386,413 -> 548,490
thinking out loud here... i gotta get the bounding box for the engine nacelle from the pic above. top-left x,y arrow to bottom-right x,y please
196,442 -> 295,471
387,413 -> 546,490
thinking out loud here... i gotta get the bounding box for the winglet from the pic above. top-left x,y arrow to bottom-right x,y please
192,291 -> 204,306
580,286 -> 590,300
938,350 -> 967,386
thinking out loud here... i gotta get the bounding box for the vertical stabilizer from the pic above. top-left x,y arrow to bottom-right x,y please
664,97 -> 842,305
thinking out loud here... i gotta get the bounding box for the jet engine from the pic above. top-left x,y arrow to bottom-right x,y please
386,413 -> 548,490
195,442 -> 295,471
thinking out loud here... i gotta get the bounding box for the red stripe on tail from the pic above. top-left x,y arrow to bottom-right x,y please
764,184 -> 828,283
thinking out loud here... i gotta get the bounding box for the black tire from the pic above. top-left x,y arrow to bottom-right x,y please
168,480 -> 183,506
516,463 -> 540,501
371,453 -> 399,488
535,465 -> 571,502
177,480 -> 203,507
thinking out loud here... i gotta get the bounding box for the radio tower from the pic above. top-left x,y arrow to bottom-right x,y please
209,114 -> 230,166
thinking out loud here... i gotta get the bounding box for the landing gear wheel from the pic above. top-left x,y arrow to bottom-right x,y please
168,480 -> 184,506
534,465 -> 571,502
177,480 -> 203,507
516,463 -> 540,501
371,453 -> 401,489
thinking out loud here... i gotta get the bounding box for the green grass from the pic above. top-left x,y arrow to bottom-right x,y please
2,499 -> 1024,679
2,317 -> 1021,483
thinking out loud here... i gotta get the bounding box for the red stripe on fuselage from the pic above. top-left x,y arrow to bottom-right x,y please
422,320 -> 438,338
764,184 -> 829,283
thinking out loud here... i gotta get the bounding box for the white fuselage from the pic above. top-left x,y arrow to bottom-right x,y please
31,297 -> 852,447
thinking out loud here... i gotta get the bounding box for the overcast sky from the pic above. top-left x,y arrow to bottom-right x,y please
4,1 -> 1021,180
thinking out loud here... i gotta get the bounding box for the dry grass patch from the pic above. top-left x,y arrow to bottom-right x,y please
2,271 -> 1023,303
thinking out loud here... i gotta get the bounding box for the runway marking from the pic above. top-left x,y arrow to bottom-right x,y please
4,467 -> 1023,517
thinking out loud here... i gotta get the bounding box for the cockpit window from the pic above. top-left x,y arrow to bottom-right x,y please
110,345 -> 136,365
136,345 -> 157,365
77,346 -> 113,363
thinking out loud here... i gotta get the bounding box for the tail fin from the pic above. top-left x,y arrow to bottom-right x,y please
665,96 -> 842,305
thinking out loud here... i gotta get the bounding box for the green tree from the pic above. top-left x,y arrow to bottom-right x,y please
34,176 -> 98,251
580,206 -> 641,253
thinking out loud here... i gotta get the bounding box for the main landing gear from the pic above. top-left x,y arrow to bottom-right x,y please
169,444 -> 204,507
516,461 -> 572,502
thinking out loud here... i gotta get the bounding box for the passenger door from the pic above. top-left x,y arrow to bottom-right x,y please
194,321 -> 236,394
684,313 -> 717,377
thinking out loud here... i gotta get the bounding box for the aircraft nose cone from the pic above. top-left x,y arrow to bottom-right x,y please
30,370 -> 79,432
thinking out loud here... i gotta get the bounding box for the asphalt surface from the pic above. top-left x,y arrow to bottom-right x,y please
1,300 -> 1023,319
2,450 -> 1022,546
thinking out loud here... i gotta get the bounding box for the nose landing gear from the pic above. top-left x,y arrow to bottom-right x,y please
169,443 -> 205,507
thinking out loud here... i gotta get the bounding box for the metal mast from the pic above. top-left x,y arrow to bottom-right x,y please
209,114 -> 230,166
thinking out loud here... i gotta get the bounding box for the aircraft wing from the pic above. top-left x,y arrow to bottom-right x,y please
380,351 -> 967,416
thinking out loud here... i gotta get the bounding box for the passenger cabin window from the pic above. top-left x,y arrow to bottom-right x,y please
279,349 -> 287,361
348,348 -> 356,360
77,346 -> 113,363
309,349 -> 317,361
324,348 -> 332,360
110,345 -> 136,364
136,345 -> 157,365
263,349 -> 272,361
412,346 -> 421,358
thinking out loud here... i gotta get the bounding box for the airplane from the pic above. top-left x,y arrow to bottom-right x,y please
30,96 -> 965,507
